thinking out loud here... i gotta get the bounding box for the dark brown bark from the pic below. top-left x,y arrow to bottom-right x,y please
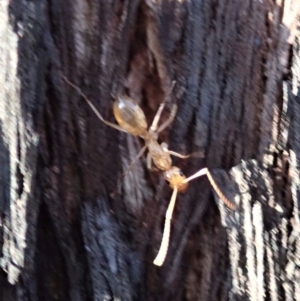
1,0 -> 300,300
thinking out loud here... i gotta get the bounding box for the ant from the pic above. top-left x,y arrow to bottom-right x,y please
63,76 -> 236,266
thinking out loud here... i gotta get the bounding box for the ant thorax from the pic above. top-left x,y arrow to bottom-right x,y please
164,167 -> 188,192
144,136 -> 172,170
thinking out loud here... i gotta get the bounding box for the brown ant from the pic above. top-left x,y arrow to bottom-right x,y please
63,76 -> 236,266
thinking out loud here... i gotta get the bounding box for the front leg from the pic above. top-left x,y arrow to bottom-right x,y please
147,152 -> 152,170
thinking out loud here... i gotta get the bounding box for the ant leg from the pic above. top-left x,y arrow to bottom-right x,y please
168,149 -> 205,159
150,103 -> 167,132
120,145 -> 147,178
111,145 -> 147,196
63,76 -> 127,133
147,152 -> 152,170
183,168 -> 236,210
156,104 -> 177,133
150,81 -> 176,132
153,186 -> 178,266
161,143 -> 204,159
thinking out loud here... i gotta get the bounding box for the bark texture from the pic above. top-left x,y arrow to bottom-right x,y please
0,0 -> 300,300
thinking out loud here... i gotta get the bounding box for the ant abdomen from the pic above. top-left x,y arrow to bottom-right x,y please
113,96 -> 148,136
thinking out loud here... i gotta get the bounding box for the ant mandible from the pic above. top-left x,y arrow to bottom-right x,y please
63,76 -> 236,266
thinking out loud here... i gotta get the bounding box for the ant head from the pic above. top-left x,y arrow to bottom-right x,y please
164,167 -> 188,192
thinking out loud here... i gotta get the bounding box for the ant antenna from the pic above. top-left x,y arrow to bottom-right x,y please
183,168 -> 236,210
153,186 -> 178,266
206,170 -> 236,210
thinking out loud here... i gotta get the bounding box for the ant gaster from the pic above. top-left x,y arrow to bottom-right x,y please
63,76 -> 236,266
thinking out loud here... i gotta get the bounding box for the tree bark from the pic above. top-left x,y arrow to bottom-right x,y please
0,0 -> 300,300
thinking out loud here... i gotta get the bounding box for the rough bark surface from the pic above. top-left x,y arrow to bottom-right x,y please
0,0 -> 300,300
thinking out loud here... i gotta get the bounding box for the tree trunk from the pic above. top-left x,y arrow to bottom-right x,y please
1,0 -> 300,300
